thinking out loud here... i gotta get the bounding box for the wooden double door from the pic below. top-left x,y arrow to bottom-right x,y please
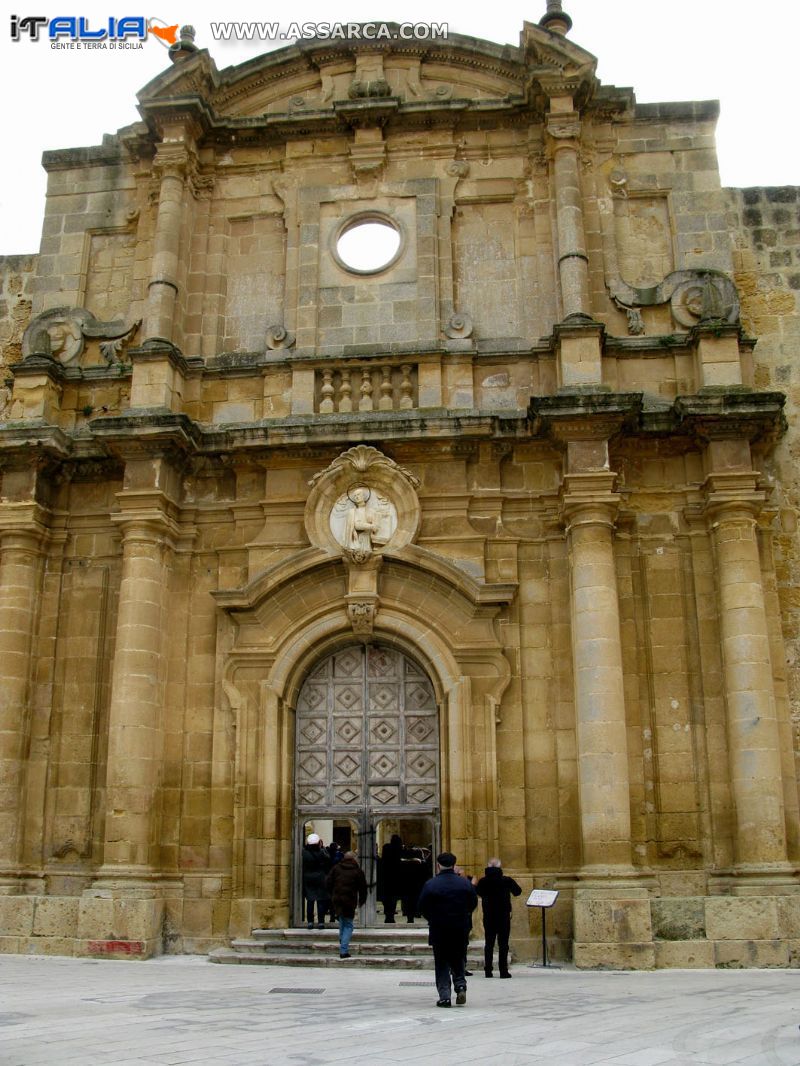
294,643 -> 440,925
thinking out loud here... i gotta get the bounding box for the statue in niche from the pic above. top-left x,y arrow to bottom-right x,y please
330,485 -> 397,560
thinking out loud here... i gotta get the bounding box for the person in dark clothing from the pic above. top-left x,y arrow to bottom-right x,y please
301,833 -> 331,929
475,857 -> 522,978
399,845 -> 427,923
326,851 -> 367,958
417,851 -> 478,1008
326,841 -> 344,923
378,834 -> 403,923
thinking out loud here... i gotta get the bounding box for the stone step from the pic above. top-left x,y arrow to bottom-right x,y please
209,948 -> 435,969
209,927 -> 491,969
251,926 -> 431,942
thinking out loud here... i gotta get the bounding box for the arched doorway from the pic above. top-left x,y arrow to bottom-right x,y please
294,642 -> 440,926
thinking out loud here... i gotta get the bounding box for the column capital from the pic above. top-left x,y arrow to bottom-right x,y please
561,487 -> 620,533
700,470 -> 767,525
112,494 -> 180,546
545,109 -> 581,149
0,503 -> 51,548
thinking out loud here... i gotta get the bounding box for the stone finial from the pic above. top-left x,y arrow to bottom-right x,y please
539,0 -> 573,35
169,24 -> 199,62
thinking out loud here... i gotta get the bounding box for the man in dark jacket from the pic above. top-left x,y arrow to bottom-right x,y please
326,851 -> 367,958
475,857 -> 522,978
417,851 -> 477,1008
301,833 -> 331,929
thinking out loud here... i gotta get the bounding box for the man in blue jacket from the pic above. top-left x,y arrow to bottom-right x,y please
417,851 -> 478,1008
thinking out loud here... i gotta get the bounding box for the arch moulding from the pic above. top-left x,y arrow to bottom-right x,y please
212,545 -> 515,927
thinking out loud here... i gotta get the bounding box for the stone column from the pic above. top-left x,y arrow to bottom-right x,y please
143,152 -> 188,343
0,524 -> 46,885
100,513 -> 174,873
563,484 -> 632,870
708,496 -> 788,867
546,107 -> 591,320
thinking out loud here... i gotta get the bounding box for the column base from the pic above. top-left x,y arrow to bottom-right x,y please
78,871 -> 184,959
709,864 -> 800,896
569,866 -> 800,970
571,867 -> 656,970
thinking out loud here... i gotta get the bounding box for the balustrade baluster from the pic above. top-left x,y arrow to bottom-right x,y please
399,364 -> 414,409
379,366 -> 393,410
338,369 -> 353,412
358,367 -> 374,412
320,368 -> 334,413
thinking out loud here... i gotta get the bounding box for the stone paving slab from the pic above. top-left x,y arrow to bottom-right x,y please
0,954 -> 799,1065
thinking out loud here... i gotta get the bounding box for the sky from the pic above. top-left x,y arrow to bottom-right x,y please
1,0 -> 798,254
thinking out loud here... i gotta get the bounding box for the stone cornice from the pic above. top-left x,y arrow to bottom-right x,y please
530,391 -> 643,442
87,411 -> 201,461
674,391 -> 785,443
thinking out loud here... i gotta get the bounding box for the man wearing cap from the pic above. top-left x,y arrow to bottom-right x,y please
417,851 -> 478,1008
301,833 -> 331,930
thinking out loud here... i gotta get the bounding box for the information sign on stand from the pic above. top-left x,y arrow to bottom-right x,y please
526,889 -> 558,967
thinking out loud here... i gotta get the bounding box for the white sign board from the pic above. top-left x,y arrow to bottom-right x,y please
526,889 -> 558,908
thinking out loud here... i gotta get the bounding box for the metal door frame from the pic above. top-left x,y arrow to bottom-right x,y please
293,806 -> 440,927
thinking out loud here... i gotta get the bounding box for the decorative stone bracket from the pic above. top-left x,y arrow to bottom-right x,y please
609,269 -> 740,335
22,308 -> 140,367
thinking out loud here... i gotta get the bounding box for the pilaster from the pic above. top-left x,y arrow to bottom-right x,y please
0,505 -> 49,889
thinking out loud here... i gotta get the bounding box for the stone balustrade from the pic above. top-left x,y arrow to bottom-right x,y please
316,362 -> 417,415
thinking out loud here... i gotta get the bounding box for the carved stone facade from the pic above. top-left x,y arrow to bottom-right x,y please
1,13 -> 799,968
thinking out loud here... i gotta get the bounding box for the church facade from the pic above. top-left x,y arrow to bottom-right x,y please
1,7 -> 799,967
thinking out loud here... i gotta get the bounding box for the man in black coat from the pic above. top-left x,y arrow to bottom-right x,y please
475,857 -> 522,978
417,851 -> 477,1008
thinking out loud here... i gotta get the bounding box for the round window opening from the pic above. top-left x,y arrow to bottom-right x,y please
335,216 -> 402,274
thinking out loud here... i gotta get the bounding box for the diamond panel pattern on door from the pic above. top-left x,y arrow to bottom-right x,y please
369,751 -> 398,779
334,718 -> 361,744
367,647 -> 398,678
369,718 -> 397,745
334,685 -> 361,712
299,719 -> 326,745
334,649 -> 363,678
406,716 -> 435,744
297,753 -> 326,780
333,752 -> 361,780
405,681 -> 435,711
297,685 -> 326,713
295,644 -> 440,810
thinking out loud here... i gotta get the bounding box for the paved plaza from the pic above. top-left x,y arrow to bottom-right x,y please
1,953 -> 799,1065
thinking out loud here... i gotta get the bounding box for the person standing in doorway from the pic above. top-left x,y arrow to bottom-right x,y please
301,833 -> 331,929
326,851 -> 367,959
475,857 -> 522,978
418,851 -> 477,1008
378,833 -> 403,923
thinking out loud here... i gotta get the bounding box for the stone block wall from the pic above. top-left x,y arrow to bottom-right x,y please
0,255 -> 36,414
727,185 -> 800,767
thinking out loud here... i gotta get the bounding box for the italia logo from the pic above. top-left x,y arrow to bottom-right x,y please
10,15 -> 179,45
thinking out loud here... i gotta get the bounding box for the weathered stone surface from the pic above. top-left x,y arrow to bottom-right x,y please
714,939 -> 789,969
654,940 -> 715,969
705,898 -> 781,942
0,16 -> 798,969
652,898 -> 706,941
